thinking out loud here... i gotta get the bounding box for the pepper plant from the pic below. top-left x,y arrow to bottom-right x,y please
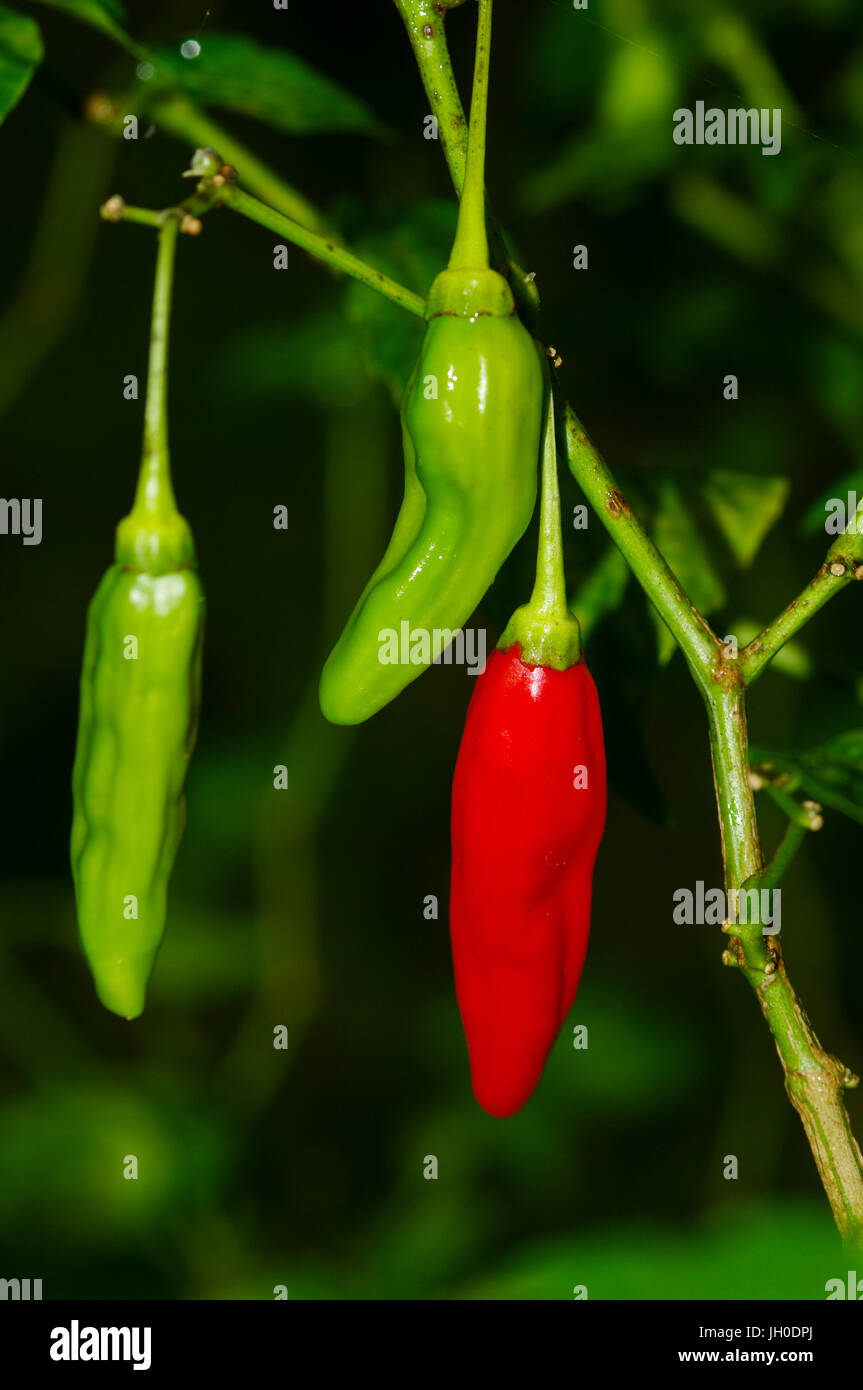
2,0 -> 862,1259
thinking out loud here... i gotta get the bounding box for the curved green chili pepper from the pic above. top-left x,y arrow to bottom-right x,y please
319,0 -> 542,725
71,215 -> 204,1019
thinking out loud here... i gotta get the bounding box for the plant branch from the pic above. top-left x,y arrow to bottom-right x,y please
99,181 -> 427,321
760,777 -> 822,831
740,508 -> 863,685
710,681 -> 863,1250
148,95 -> 328,235
219,185 -> 426,319
754,818 -> 814,892
558,393 -> 863,1246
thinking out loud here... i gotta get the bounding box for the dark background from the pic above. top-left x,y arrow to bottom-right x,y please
1,0 -> 862,1298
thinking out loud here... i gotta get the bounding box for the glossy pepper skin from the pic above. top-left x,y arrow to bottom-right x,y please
71,538 -> 204,1019
450,643 -> 606,1117
319,272 -> 542,725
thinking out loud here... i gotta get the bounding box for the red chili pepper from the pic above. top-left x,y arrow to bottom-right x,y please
450,643 -> 606,1116
448,380 -> 607,1116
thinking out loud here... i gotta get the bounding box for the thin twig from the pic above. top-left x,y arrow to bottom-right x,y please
741,512 -> 863,685
99,183 -> 427,321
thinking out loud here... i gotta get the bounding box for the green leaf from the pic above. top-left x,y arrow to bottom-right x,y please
701,469 -> 790,566
750,731 -> 863,826
649,478 -> 726,664
145,32 -> 385,138
27,0 -> 131,48
0,5 -> 42,125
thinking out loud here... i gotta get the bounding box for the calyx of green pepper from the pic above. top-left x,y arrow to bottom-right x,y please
499,377 -> 583,670
114,212 -> 197,576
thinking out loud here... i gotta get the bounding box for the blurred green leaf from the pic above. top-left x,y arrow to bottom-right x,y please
150,910 -> 258,1006
212,309 -> 370,407
0,1081 -> 230,1244
598,34 -> 677,130
28,0 -> 130,47
570,545 -> 630,639
701,470 -> 790,566
801,465 -> 863,537
703,13 -> 801,118
146,32 -> 385,138
521,7 -> 603,116
671,172 -> 781,268
751,731 -> 863,825
839,42 -> 863,124
809,334 -> 863,434
202,1260 -> 346,1300
0,5 -> 42,124
545,982 -> 703,1115
521,20 -> 679,212
450,1203 -> 841,1300
649,478 -> 726,664
522,124 -> 674,214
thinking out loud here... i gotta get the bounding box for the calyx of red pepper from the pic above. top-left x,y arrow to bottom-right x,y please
499,379 -> 583,671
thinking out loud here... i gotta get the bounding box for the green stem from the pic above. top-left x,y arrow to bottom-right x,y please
501,374 -> 581,668
101,184 -> 426,320
532,386 -> 568,612
100,200 -> 162,228
394,0 -> 539,316
755,820 -> 811,892
137,213 -> 180,518
221,185 -> 426,318
709,680 -> 863,1250
762,779 -> 812,827
741,518 -> 863,685
448,0 -> 492,271
562,390 -> 863,1242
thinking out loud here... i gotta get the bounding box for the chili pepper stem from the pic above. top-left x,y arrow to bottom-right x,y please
115,212 -> 195,574
137,212 -> 181,522
500,374 -> 582,669
447,0 -> 492,272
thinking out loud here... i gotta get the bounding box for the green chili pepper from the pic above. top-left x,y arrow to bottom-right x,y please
319,0 -> 542,725
71,215 -> 204,1020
